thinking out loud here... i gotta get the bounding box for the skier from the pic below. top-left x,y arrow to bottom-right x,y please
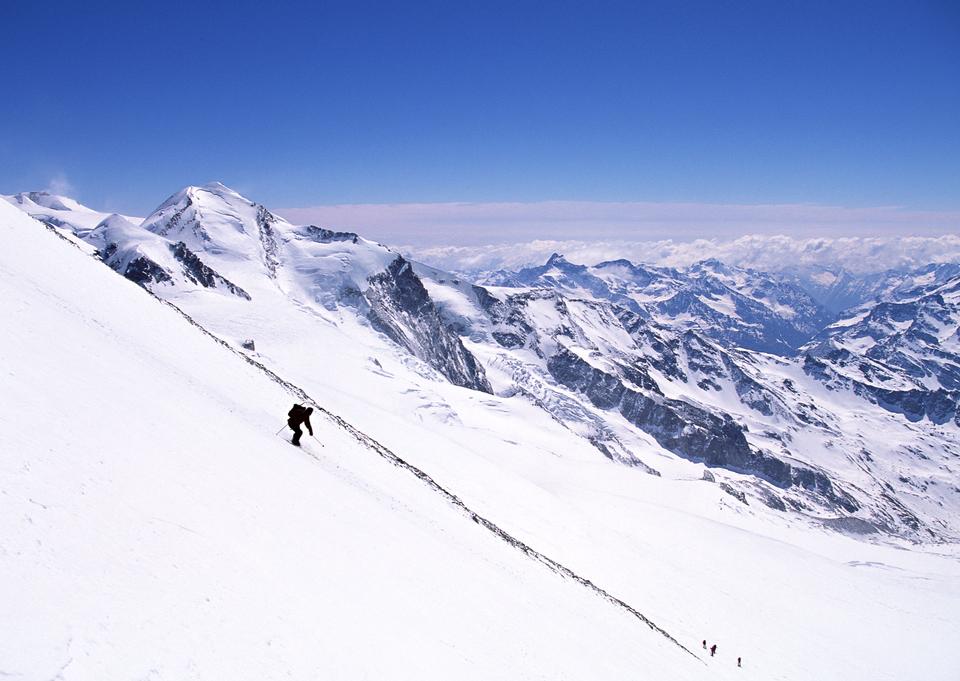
737,657 -> 742,668
710,644 -> 717,657
287,404 -> 314,446
702,640 -> 707,650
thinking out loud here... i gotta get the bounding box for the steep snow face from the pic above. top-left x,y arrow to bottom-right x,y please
0,200 -> 711,681
485,254 -> 832,355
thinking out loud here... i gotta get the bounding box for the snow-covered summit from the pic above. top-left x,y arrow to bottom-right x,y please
142,183 -> 287,277
17,183 -> 491,391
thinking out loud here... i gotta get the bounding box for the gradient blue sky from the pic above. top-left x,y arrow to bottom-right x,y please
3,0 -> 959,219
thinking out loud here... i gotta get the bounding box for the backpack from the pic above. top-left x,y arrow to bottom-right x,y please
288,403 -> 307,419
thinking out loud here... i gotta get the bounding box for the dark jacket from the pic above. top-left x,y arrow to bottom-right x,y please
288,405 -> 314,435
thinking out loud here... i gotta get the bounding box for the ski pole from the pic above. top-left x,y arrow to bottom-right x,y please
312,434 -> 325,448
275,424 -> 287,436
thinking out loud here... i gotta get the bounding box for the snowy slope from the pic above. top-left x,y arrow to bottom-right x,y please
0,199 -> 712,679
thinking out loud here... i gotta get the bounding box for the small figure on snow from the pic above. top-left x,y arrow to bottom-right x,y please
737,656 -> 742,668
710,644 -> 717,657
287,404 -> 314,446
702,640 -> 707,650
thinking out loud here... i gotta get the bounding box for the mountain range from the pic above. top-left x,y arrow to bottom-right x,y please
8,183 -> 958,540
3,183 -> 959,679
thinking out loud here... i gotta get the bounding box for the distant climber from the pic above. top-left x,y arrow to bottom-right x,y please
702,640 -> 707,650
710,644 -> 717,657
737,656 -> 742,668
287,404 -> 314,446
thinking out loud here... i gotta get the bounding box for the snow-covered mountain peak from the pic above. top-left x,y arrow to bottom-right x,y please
516,252 -> 589,281
94,212 -> 135,228
7,190 -> 94,214
141,183 -> 287,279
86,213 -> 140,246
199,180 -> 245,196
152,182 -> 252,210
689,257 -> 734,277
2,190 -> 133,234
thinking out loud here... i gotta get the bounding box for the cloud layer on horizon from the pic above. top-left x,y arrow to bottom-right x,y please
401,234 -> 960,276
277,200 -> 960,247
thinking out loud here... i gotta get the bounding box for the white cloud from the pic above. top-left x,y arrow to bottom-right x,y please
401,234 -> 960,276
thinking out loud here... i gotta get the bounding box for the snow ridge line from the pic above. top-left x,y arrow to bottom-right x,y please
314,406 -> 699,657
38,221 -> 699,660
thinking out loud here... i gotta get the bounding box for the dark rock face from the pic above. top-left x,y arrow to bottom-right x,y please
870,387 -> 959,426
546,345 -> 858,509
805,350 -> 960,427
547,347 -> 752,465
170,242 -> 251,300
255,206 -> 281,278
151,194 -> 203,241
299,225 -> 360,244
720,482 -> 748,505
124,256 -> 172,287
366,256 -> 492,393
474,287 -> 542,354
721,354 -> 777,416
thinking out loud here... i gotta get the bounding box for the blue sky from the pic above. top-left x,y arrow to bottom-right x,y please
2,0 -> 959,225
